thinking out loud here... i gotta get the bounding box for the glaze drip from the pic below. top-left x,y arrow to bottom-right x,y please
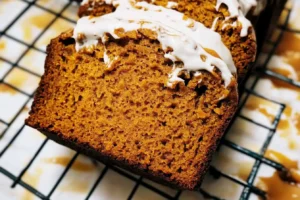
216,0 -> 253,37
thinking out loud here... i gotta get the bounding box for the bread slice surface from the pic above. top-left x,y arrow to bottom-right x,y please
26,28 -> 239,189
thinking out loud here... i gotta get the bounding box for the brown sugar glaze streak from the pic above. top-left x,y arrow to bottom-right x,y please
256,150 -> 300,200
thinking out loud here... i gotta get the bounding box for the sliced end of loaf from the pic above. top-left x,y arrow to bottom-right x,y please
26,30 -> 238,190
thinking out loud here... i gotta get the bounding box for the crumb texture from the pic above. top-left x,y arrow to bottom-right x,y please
26,29 -> 238,189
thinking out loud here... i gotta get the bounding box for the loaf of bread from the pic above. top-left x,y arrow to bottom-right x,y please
78,0 -> 257,82
26,0 -> 256,190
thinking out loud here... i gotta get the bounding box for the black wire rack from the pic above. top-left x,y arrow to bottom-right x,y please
0,0 -> 298,199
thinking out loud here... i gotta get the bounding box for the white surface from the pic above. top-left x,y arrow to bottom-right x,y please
7,5 -> 56,44
0,36 -> 27,62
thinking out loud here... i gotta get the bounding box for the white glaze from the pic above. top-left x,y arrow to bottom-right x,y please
252,0 -> 267,15
81,0 -> 255,37
239,0 -> 257,15
211,17 -> 219,31
166,2 -> 178,9
74,0 -> 236,87
216,0 -> 253,37
103,51 -> 109,64
103,51 -> 119,69
81,0 -> 98,11
81,0 -> 90,5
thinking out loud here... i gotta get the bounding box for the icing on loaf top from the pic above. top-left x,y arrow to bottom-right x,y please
74,0 -> 253,87
216,0 -> 253,37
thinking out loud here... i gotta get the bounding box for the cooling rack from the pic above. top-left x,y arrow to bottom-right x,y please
0,0 -> 298,199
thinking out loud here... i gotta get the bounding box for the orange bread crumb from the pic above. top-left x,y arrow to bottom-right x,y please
26,29 -> 238,189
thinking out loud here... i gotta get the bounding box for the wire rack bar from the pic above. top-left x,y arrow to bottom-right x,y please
107,164 -> 176,199
0,124 -> 27,157
243,88 -> 286,106
0,3 -> 72,84
0,1 -> 37,36
85,166 -> 109,200
237,114 -> 276,131
20,0 -> 77,24
0,166 -> 47,199
127,176 -> 143,200
0,56 -> 42,78
263,69 -> 300,87
277,25 -> 300,33
199,188 -> 225,200
11,138 -> 49,188
46,152 -> 80,199
210,167 -> 266,197
0,82 -> 32,97
0,119 -> 9,126
223,140 -> 286,172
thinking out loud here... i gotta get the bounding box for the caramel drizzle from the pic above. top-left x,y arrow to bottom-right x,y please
256,150 -> 300,200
